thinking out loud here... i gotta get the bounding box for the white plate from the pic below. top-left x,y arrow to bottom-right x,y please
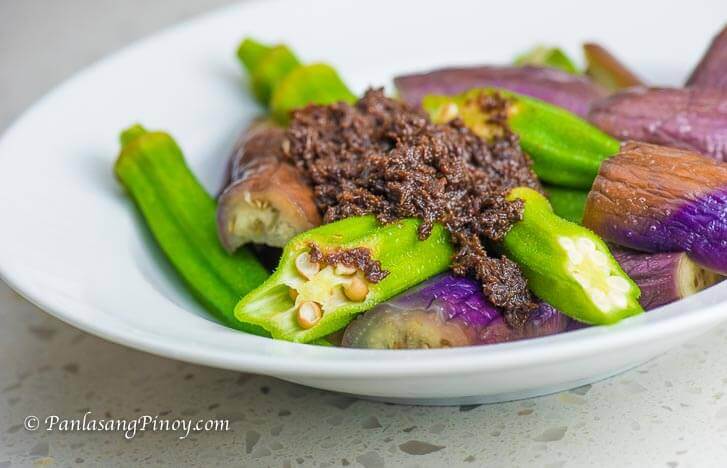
1,0 -> 726,405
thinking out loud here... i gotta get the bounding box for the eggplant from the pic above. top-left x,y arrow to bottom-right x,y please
583,42 -> 644,91
588,87 -> 727,161
611,247 -> 721,310
341,273 -> 570,349
394,65 -> 607,117
583,141 -> 727,275
687,24 -> 727,89
217,121 -> 321,250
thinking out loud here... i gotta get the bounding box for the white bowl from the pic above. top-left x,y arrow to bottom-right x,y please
0,0 -> 725,405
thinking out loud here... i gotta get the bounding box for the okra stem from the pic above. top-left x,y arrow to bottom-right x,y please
236,38 -> 355,122
115,125 -> 270,334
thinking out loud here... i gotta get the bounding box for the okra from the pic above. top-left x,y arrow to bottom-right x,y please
503,187 -> 643,325
234,216 -> 454,343
236,38 -> 355,123
237,38 -> 300,104
270,63 -> 356,124
514,45 -> 579,74
423,88 -> 621,188
545,185 -> 588,224
115,125 -> 269,334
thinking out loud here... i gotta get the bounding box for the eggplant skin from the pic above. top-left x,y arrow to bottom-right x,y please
583,141 -> 727,275
687,24 -> 727,89
341,273 -> 570,349
394,65 -> 606,117
588,87 -> 727,161
610,247 -> 721,310
217,122 -> 321,250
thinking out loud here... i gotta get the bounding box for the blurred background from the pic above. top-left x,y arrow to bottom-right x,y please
1,0 -> 238,131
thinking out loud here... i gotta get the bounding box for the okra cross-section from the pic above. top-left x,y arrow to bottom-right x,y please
503,187 -> 643,325
234,216 -> 454,343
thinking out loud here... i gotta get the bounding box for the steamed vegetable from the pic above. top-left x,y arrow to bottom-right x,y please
583,42 -> 644,91
270,64 -> 355,123
395,65 -> 606,117
588,87 -> 727,161
504,187 -> 643,325
611,247 -> 721,310
687,23 -> 727,88
545,185 -> 588,224
236,38 -> 355,123
583,141 -> 727,275
238,39 -> 300,104
217,120 -> 322,250
115,125 -> 269,333
514,46 -> 579,74
424,88 -> 620,188
341,273 -> 571,349
234,216 -> 454,343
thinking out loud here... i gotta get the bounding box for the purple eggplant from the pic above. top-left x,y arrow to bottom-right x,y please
341,273 -> 570,349
588,87 -> 727,161
217,121 -> 321,250
611,247 -> 721,310
687,24 -> 727,89
583,141 -> 727,275
394,65 -> 607,117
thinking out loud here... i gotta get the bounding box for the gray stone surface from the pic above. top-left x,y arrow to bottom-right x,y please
2,1 -> 727,466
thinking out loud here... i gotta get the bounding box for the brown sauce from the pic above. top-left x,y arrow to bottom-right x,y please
308,243 -> 388,283
284,89 -> 540,327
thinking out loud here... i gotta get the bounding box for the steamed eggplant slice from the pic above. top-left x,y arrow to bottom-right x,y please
394,65 -> 606,117
217,121 -> 321,250
611,247 -> 721,310
687,23 -> 727,89
583,141 -> 727,275
583,42 -> 644,91
341,273 -> 570,349
588,87 -> 727,161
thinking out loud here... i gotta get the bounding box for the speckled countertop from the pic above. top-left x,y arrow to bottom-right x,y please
3,2 -> 727,467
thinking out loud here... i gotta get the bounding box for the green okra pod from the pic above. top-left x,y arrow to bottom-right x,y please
270,63 -> 356,124
544,185 -> 589,224
115,125 -> 270,334
423,88 -> 621,189
514,45 -> 579,74
503,187 -> 643,325
237,38 -> 301,104
236,38 -> 355,122
234,216 -> 454,343
237,38 -> 273,73
249,45 -> 301,104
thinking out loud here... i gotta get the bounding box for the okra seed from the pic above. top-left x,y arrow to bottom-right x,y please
295,252 -> 320,279
296,301 -> 322,329
334,264 -> 357,276
289,288 -> 298,300
343,275 -> 369,302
